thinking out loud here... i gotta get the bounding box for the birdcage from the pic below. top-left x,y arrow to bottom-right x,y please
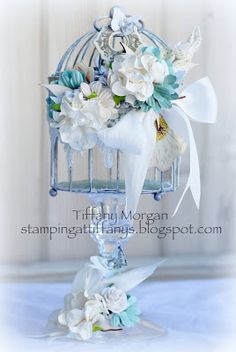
46,7 -> 181,269
48,8 -> 180,200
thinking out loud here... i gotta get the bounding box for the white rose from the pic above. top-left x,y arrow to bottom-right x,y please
109,48 -> 168,102
102,286 -> 128,313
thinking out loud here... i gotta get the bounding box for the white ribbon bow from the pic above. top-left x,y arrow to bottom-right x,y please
170,77 -> 217,214
99,77 -> 217,216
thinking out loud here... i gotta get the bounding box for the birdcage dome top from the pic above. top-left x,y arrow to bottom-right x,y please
50,6 -> 169,79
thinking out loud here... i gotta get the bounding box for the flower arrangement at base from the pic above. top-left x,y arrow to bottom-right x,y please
46,258 -> 158,341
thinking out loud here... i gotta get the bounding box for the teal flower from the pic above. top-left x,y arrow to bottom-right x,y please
58,70 -> 85,89
111,294 -> 141,328
135,74 -> 179,113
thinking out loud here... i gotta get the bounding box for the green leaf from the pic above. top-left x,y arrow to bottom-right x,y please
87,92 -> 97,99
92,325 -> 103,332
51,103 -> 61,112
113,95 -> 125,106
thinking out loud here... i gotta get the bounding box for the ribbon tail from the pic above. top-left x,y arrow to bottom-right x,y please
165,106 -> 200,216
139,319 -> 166,336
27,331 -> 67,339
173,77 -> 217,216
165,76 -> 217,215
174,106 -> 200,215
102,260 -> 165,292
124,110 -> 157,215
172,180 -> 190,216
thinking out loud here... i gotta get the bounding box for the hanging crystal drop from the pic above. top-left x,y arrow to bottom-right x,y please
103,146 -> 113,168
64,144 -> 74,191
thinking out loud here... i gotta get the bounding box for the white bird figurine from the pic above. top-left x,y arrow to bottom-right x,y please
164,26 -> 202,73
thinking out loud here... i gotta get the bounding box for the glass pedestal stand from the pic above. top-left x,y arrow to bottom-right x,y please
87,193 -> 133,270
85,193 -> 166,338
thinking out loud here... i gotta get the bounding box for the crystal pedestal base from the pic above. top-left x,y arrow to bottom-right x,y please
88,194 -> 133,269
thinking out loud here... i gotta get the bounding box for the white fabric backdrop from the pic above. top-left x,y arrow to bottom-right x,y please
1,0 -> 236,264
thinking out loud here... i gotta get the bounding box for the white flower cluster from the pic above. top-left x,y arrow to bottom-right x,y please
109,46 -> 169,102
51,81 -> 117,151
57,286 -> 128,340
